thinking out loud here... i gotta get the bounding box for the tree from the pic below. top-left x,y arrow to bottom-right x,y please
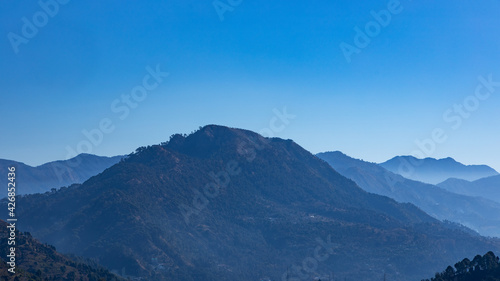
472,254 -> 483,271
444,266 -> 455,278
66,271 -> 76,281
423,252 -> 500,281
484,251 -> 499,270
461,258 -> 471,273
455,260 -> 466,275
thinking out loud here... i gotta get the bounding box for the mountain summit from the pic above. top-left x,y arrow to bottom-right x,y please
379,156 -> 498,184
6,125 -> 499,281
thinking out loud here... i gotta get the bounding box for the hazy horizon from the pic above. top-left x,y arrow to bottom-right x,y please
3,127 -> 499,174
2,0 -> 500,170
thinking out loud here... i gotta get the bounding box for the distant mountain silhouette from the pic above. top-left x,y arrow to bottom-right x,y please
0,154 -> 124,195
0,219 -> 122,280
438,175 -> 500,204
3,126 -> 500,281
317,151 -> 500,237
379,156 -> 498,184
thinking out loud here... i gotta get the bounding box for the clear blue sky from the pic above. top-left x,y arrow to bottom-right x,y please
1,0 -> 500,171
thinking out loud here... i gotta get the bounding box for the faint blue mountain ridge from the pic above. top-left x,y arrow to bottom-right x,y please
438,175 -> 500,204
0,153 -> 124,195
379,156 -> 498,185
317,151 -> 500,237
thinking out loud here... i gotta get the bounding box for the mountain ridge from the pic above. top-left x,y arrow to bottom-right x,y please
438,175 -> 500,204
4,125 -> 500,280
317,151 -> 500,237
379,155 -> 498,184
0,153 -> 125,195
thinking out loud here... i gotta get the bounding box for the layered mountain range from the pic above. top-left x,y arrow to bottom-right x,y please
0,154 -> 124,195
3,125 -> 500,281
379,156 -> 498,185
317,151 -> 500,237
438,176 -> 500,204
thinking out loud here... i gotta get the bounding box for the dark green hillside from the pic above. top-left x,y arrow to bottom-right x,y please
0,154 -> 124,195
0,220 -> 121,281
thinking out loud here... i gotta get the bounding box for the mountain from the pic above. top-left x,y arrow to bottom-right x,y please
3,125 -> 500,281
379,156 -> 498,185
317,151 -> 500,237
438,175 -> 500,204
421,251 -> 500,281
0,219 -> 122,280
0,154 -> 124,195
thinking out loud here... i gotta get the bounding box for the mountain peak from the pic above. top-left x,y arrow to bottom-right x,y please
158,125 -> 268,159
380,155 -> 498,184
5,127 -> 499,281
387,155 -> 458,163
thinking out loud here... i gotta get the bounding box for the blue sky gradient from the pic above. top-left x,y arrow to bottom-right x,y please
1,0 -> 500,171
